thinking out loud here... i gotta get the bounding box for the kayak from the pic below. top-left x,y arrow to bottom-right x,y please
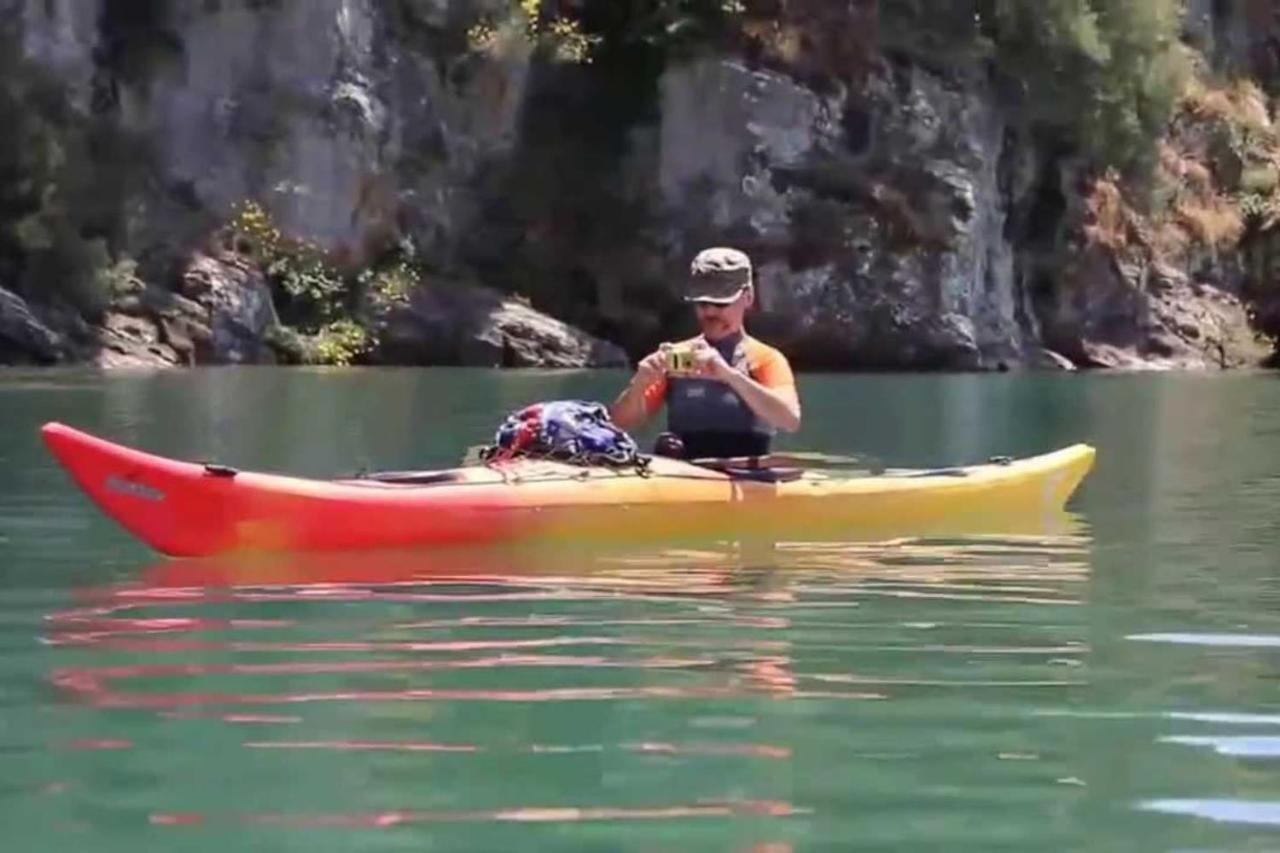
41,422 -> 1096,558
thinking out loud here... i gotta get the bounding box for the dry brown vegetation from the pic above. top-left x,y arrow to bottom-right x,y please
1084,70 -> 1280,268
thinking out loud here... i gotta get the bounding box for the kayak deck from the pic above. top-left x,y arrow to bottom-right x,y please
41,422 -> 1096,557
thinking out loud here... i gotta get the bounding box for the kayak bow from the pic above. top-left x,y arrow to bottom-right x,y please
41,422 -> 1096,557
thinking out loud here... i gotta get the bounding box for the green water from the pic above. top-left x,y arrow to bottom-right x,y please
3,367 -> 1280,851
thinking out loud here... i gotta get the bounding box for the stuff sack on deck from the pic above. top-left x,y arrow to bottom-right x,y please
490,400 -> 639,466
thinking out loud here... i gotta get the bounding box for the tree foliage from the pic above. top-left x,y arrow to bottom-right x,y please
984,0 -> 1191,172
0,21 -> 148,315
511,0 -> 1192,173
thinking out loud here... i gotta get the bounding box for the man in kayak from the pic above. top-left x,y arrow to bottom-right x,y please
609,247 -> 801,459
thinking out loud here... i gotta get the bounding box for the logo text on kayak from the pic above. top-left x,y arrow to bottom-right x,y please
105,475 -> 166,502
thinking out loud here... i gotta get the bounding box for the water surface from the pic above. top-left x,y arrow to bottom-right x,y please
2,367 -> 1279,850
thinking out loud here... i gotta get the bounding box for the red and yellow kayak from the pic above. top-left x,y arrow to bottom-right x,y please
42,422 -> 1096,558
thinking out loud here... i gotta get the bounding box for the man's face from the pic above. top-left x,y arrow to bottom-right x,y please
693,287 -> 752,341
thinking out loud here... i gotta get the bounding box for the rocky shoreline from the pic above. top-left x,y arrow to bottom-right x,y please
0,248 -> 1267,373
0,252 -> 629,370
2,228 -> 1267,372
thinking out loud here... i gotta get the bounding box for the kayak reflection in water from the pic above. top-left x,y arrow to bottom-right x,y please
608,247 -> 802,460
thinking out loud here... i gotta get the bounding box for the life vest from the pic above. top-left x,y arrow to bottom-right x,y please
666,333 -> 775,459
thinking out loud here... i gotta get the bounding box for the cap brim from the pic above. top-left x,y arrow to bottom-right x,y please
684,294 -> 741,305
684,284 -> 748,305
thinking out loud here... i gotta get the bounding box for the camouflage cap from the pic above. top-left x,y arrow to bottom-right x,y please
685,247 -> 752,304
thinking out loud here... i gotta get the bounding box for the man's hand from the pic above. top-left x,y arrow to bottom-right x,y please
635,347 -> 668,384
687,339 -> 800,434
685,341 -> 735,382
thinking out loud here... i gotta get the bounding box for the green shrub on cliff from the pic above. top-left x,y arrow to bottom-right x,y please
360,259 -> 419,312
306,319 -> 375,367
467,0 -> 748,62
222,201 -> 432,365
468,0 -> 601,62
224,201 -> 348,329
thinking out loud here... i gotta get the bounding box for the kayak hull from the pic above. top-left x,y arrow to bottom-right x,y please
41,422 -> 1096,557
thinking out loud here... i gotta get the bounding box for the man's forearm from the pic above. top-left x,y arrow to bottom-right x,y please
609,379 -> 650,431
722,371 -> 802,432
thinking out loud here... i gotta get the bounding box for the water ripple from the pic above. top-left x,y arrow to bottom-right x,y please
1139,799 -> 1280,826
1161,736 -> 1280,757
150,798 -> 807,828
24,534 -> 1096,841
1128,633 -> 1280,647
